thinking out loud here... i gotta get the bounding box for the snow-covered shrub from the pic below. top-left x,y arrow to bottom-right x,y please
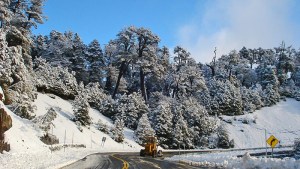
75,121 -> 83,132
279,79 -> 298,98
84,82 -> 114,117
110,118 -> 124,143
134,113 -> 155,145
40,133 -> 59,145
34,58 -> 78,100
33,108 -> 57,132
12,100 -> 37,120
96,119 -> 109,134
216,124 -> 234,149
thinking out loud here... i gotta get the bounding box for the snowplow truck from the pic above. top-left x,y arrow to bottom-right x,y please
140,136 -> 162,157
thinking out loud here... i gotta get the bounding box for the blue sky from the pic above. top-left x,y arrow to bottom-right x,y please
33,0 -> 300,63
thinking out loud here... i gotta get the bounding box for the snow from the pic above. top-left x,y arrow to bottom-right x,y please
166,98 -> 300,168
224,98 -> 300,148
0,93 -> 141,169
167,151 -> 300,169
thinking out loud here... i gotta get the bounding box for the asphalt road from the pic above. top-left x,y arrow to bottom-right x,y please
60,152 -> 203,169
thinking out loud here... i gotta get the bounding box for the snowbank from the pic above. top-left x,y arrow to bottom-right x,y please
0,93 -> 141,169
167,151 -> 300,169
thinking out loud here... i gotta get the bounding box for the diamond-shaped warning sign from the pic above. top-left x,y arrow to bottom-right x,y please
266,135 -> 279,148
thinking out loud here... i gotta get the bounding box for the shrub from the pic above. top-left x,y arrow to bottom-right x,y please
40,133 -> 59,145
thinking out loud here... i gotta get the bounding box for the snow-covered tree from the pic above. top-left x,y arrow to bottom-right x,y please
172,109 -> 193,149
86,39 -> 104,84
114,92 -> 148,129
0,0 -> 12,28
240,86 -> 263,113
179,97 -> 217,146
34,58 -> 78,99
103,41 -> 119,93
262,83 -> 280,106
208,79 -> 243,116
72,83 -> 91,126
112,27 -> 135,98
96,119 -> 109,134
110,117 -> 124,143
131,27 -> 160,101
134,113 -> 155,145
33,107 -> 57,132
275,42 -> 295,85
216,124 -> 234,149
148,92 -> 173,148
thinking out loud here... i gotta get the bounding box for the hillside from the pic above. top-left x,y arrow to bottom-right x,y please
224,98 -> 300,148
1,92 -> 300,168
0,93 -> 141,169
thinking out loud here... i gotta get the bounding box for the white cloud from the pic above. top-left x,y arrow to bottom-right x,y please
178,0 -> 300,63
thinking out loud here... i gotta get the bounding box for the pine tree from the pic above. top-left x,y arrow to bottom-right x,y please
86,39 -> 104,84
71,33 -> 89,84
172,109 -> 193,149
262,83 -> 280,106
73,83 -> 91,126
111,117 -> 125,143
114,92 -> 148,129
134,113 -> 155,145
151,100 -> 173,148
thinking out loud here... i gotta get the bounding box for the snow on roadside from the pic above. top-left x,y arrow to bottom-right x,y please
0,93 -> 142,169
166,150 -> 300,169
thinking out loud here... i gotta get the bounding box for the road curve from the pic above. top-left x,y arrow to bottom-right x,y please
60,152 -> 203,169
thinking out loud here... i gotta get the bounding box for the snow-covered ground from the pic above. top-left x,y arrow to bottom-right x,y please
167,151 -> 300,169
224,98 -> 300,148
0,93 -> 141,169
167,98 -> 300,168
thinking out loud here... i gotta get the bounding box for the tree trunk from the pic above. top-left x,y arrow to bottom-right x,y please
140,67 -> 147,101
105,75 -> 112,93
207,64 -> 215,77
112,61 -> 126,99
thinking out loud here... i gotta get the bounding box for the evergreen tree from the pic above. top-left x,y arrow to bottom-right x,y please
134,113 -> 155,145
262,83 -> 280,106
208,79 -> 243,116
71,33 -> 89,84
86,39 -> 104,84
172,109 -> 193,149
149,93 -> 173,148
114,92 -> 148,129
111,117 -> 125,143
73,83 -> 91,126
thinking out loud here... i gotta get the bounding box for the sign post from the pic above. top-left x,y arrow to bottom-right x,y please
266,135 -> 279,158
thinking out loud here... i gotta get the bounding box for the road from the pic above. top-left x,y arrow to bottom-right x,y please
60,152 -> 203,169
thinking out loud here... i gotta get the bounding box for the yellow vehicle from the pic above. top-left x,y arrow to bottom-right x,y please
140,136 -> 162,157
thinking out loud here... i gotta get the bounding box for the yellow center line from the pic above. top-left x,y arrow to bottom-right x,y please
111,154 -> 130,169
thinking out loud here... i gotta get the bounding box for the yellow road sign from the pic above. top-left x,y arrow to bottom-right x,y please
266,135 -> 279,148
